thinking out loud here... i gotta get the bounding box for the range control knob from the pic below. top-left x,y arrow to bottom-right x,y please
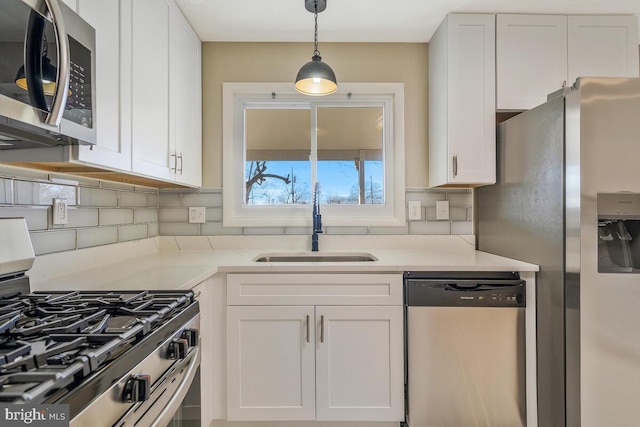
168,338 -> 189,360
123,374 -> 151,403
181,328 -> 199,347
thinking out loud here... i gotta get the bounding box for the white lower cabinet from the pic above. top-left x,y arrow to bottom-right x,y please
227,305 -> 316,421
225,273 -> 404,422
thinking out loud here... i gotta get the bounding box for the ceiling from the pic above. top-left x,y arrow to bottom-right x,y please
175,0 -> 640,43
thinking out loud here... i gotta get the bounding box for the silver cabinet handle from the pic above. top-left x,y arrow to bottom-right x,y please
320,315 -> 324,343
177,152 -> 183,175
453,155 -> 458,178
305,315 -> 310,343
170,152 -> 177,173
44,0 -> 70,126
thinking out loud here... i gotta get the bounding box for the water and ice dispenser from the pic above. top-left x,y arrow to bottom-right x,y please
598,193 -> 640,273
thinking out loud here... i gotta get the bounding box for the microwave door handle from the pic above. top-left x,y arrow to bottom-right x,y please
25,10 -> 48,112
43,0 -> 70,127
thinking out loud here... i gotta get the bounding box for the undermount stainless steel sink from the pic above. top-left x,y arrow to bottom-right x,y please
253,252 -> 378,262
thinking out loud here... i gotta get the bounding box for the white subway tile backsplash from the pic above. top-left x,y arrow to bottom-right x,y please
424,192 -> 448,206
448,191 -> 473,207
147,193 -> 159,207
100,208 -> 134,226
284,227 -> 313,235
158,208 -> 189,222
30,229 -> 77,255
369,225 -> 409,235
200,222 -> 242,236
67,208 -> 99,228
159,223 -> 201,236
147,223 -> 159,237
119,191 -> 148,207
0,167 -> 157,256
243,227 -> 286,235
181,192 -> 222,207
325,226 -> 368,235
159,194 -> 181,207
450,207 -> 468,221
425,206 -> 437,221
451,221 -> 473,235
15,181 -> 76,205
0,178 -> 12,204
409,220 -> 451,235
134,208 -> 159,224
0,207 -> 48,230
119,224 -> 148,242
205,207 -> 222,222
78,227 -> 118,249
78,187 -> 118,207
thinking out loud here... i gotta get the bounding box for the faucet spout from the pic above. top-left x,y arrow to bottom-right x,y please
312,182 -> 323,252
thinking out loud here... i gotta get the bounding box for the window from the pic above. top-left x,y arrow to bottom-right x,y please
223,83 -> 405,227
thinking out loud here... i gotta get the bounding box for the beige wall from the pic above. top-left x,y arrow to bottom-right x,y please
202,42 -> 429,188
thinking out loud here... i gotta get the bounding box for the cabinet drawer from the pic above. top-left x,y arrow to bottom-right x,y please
227,273 -> 403,306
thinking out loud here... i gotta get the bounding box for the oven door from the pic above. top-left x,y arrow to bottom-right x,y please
0,0 -> 96,148
168,367 -> 202,427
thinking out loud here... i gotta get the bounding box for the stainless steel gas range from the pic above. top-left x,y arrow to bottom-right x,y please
0,218 -> 201,426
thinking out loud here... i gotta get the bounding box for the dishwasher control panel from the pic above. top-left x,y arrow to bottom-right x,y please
404,272 -> 526,308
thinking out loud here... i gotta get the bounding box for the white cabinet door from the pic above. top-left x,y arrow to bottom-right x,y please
496,14 -> 568,111
130,0 -> 173,181
429,14 -> 496,188
75,0 -> 132,171
568,15 -> 639,84
497,14 -> 639,111
315,306 -> 404,421
226,306 -> 316,421
169,4 -> 202,187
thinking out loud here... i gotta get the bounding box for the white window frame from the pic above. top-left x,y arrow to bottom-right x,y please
222,82 -> 405,228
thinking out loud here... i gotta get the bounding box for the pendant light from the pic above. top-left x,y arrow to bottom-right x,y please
15,34 -> 62,96
294,0 -> 337,96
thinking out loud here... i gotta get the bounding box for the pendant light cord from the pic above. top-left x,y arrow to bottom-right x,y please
313,1 -> 320,57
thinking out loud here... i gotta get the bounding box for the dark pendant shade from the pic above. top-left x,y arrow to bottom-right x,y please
295,54 -> 337,96
15,56 -> 58,96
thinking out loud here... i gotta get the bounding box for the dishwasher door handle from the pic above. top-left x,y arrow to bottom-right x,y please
443,283 -> 524,292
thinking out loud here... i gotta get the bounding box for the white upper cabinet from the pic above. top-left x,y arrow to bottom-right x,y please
496,15 -> 568,111
497,14 -> 639,111
428,14 -> 496,188
130,0 -> 173,181
130,0 -> 202,187
567,15 -> 639,85
169,3 -> 202,187
76,0 -> 132,171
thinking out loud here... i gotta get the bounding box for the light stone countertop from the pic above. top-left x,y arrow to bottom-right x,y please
28,235 -> 538,292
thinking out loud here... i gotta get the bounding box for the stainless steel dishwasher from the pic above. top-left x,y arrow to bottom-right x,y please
404,271 -> 526,427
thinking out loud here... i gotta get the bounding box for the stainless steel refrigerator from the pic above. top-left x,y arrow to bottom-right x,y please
477,77 -> 640,427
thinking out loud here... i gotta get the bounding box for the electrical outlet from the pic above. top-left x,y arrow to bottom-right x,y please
52,198 -> 68,225
408,200 -> 421,220
188,207 -> 206,224
436,200 -> 450,220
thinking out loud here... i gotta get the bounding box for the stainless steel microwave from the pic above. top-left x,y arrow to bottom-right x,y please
0,0 -> 96,150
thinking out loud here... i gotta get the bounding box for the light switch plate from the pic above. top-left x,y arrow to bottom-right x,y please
436,200 -> 450,220
189,207 -> 206,224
